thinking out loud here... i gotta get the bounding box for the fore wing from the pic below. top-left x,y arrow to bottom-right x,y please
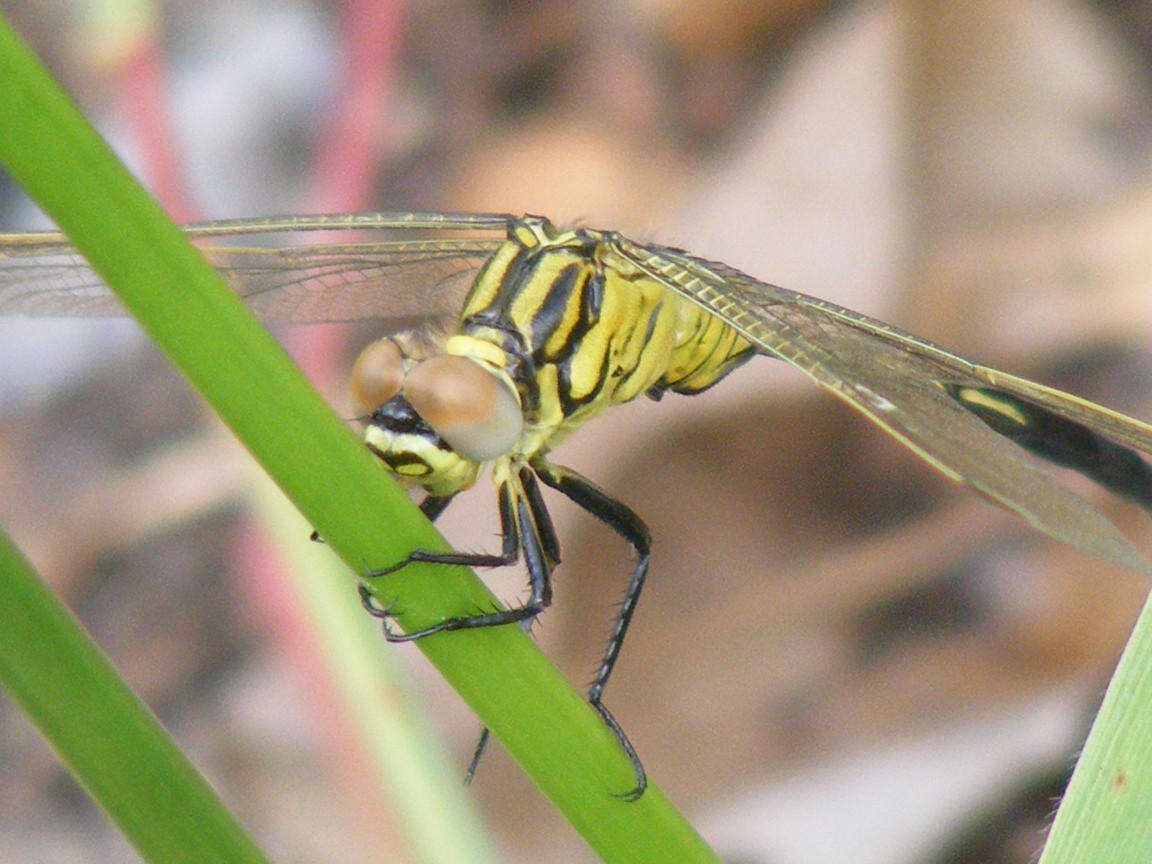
617,238 -> 1152,573
0,212 -> 509,326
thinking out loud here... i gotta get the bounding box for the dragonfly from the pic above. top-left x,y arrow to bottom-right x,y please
3,210 -> 1152,798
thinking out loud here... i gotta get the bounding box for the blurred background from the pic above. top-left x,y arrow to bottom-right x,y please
2,1 -> 1152,862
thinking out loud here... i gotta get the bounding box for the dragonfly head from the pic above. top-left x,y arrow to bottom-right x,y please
352,338 -> 523,496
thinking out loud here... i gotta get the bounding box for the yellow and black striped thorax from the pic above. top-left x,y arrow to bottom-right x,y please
443,217 -> 755,451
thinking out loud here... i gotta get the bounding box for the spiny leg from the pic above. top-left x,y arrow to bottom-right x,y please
463,727 -> 491,786
463,470 -> 562,783
533,458 -> 652,800
360,478 -> 555,640
342,495 -> 460,628
519,465 -> 561,566
358,491 -> 465,635
419,493 -> 456,521
463,468 -> 561,781
359,491 -> 499,783
358,472 -> 560,783
371,486 -> 521,577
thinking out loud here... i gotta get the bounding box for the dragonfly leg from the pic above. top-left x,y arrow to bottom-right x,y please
463,727 -> 491,786
532,458 -> 651,800
460,467 -> 560,783
418,493 -> 456,521
361,472 -> 560,784
367,488 -> 518,581
356,494 -> 459,637
362,474 -> 556,639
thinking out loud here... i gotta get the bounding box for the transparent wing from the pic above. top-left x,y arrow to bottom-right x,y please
0,211 -> 511,326
616,238 -> 1152,573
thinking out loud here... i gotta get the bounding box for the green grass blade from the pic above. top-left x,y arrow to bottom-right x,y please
0,14 -> 721,863
0,527 -> 274,864
1037,591 -> 1152,862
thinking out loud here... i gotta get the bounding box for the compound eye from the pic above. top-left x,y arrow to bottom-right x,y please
350,339 -> 406,413
403,355 -> 523,461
